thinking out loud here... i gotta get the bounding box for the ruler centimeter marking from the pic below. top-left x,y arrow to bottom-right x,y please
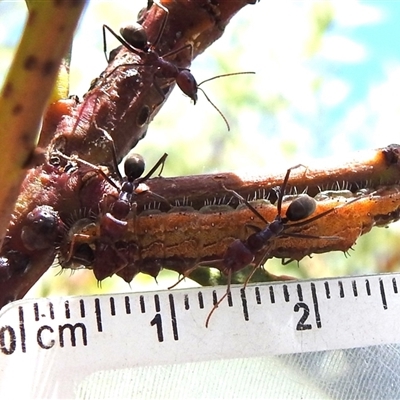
1,273 -> 400,365
20,275 -> 398,337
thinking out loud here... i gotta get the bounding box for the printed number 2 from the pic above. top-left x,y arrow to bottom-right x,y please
294,302 -> 312,331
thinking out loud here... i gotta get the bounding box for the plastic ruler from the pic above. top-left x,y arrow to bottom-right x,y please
1,273 -> 400,398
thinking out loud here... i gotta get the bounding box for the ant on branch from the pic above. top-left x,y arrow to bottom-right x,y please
56,134 -> 169,280
102,1 -> 255,131
185,164 -> 359,327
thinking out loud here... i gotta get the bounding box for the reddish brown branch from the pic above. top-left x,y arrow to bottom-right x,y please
138,144 -> 400,210
0,0 -> 255,308
47,0 -> 255,164
124,184 -> 400,274
55,145 -> 400,286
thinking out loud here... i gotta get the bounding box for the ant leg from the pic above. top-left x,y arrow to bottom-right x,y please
243,264 -> 258,288
163,44 -> 193,61
67,91 -> 100,144
92,122 -> 123,181
65,230 -> 96,264
168,276 -> 183,290
253,252 -> 296,282
102,25 -> 111,62
168,273 -> 189,290
151,1 -> 169,49
281,258 -> 297,266
276,164 -> 308,215
103,24 -> 144,63
168,259 -> 201,290
137,153 -> 168,183
222,183 -> 270,225
148,78 -> 174,109
205,269 -> 232,328
54,151 -> 119,191
168,256 -> 227,290
101,61 -> 168,108
132,152 -> 170,204
283,231 -> 341,240
242,242 -> 275,287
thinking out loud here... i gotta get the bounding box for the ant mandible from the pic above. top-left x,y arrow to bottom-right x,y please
203,164 -> 358,327
102,1 -> 255,131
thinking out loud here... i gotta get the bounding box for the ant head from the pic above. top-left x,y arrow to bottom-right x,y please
124,151 -> 145,181
176,70 -> 198,104
285,194 -> 316,222
120,23 -> 148,50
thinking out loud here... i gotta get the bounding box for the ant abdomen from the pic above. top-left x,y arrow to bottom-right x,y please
124,152 -> 146,181
285,194 -> 316,222
120,24 -> 148,50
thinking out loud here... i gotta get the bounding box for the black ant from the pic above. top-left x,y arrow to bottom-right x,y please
101,150 -> 168,221
55,125 -> 168,222
199,164 -> 358,327
102,1 -> 255,131
56,137 -> 169,280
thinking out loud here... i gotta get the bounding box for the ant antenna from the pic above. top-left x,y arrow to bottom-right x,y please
195,71 -> 256,132
103,14 -> 255,132
197,71 -> 256,87
196,87 -> 231,131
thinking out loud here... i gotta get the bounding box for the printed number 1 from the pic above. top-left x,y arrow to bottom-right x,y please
150,314 -> 164,342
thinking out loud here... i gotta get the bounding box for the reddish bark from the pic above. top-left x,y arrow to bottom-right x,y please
0,0 -> 255,308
